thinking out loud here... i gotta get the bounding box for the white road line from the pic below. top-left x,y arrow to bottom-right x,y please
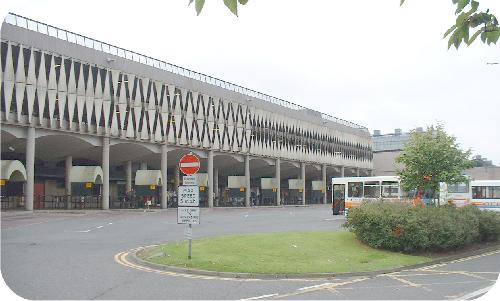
238,293 -> 278,300
74,229 -> 91,233
455,285 -> 493,300
297,283 -> 333,291
108,222 -> 113,225
96,226 -> 104,229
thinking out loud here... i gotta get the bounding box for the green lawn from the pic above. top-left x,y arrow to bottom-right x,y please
138,231 -> 431,274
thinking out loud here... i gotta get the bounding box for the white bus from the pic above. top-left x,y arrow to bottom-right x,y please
443,180 -> 500,211
331,176 -> 414,214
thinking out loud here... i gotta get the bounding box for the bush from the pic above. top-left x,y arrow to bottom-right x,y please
345,202 -> 500,253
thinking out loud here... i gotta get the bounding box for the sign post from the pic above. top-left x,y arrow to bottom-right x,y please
177,153 -> 200,260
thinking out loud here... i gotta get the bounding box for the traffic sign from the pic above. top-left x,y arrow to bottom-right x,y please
178,207 -> 200,224
178,186 -> 200,206
179,153 -> 200,175
183,175 -> 197,186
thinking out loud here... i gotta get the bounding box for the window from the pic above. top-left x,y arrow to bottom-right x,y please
382,181 -> 399,198
473,186 -> 500,199
363,181 -> 380,198
448,182 -> 469,193
348,182 -> 363,198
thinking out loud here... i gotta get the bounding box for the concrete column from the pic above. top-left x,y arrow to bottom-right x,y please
322,164 -> 327,204
125,161 -> 132,193
301,162 -> 306,205
140,162 -> 148,170
160,144 -> 168,209
65,156 -> 72,209
275,158 -> 281,206
65,156 -> 72,195
356,168 -> 360,177
102,137 -> 110,210
245,154 -> 250,207
25,127 -> 35,211
340,166 -> 345,177
208,150 -> 214,208
214,168 -> 219,206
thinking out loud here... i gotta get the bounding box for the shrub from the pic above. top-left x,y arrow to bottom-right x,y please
344,202 -> 500,253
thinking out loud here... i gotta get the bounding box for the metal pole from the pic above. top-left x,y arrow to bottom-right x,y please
301,162 -> 306,205
322,164 -> 327,204
188,224 -> 192,260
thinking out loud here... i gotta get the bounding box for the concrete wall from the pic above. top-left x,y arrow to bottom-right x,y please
464,167 -> 500,180
373,151 -> 403,176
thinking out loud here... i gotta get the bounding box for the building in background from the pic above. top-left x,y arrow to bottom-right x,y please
372,128 -> 499,180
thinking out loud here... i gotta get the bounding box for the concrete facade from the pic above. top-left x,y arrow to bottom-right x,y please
1,13 -> 373,210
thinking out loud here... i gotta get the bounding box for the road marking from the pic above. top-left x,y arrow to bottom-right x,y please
297,283 -> 333,291
238,293 -> 279,300
272,277 -> 369,299
455,285 -> 493,300
385,274 -> 432,292
75,229 -> 91,233
96,226 -> 104,229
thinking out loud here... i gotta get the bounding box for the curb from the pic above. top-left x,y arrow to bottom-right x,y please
129,243 -> 500,280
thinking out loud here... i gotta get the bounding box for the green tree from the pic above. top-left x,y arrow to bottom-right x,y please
189,0 -> 248,16
401,0 -> 499,48
396,125 -> 473,195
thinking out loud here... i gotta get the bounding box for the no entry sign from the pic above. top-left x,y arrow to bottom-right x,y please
179,153 -> 200,175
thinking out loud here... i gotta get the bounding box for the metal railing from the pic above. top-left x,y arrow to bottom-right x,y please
1,196 -> 24,210
3,12 -> 368,131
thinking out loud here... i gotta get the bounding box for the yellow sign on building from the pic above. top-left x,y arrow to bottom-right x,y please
150,185 -> 156,190
0,179 -> 6,186
85,182 -> 93,188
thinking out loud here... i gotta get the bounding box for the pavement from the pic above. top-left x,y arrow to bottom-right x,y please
1,205 -> 499,300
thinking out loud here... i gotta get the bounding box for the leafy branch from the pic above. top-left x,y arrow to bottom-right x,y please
402,0 -> 499,49
189,0 -> 249,16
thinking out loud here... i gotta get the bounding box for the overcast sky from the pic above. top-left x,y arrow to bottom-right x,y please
1,0 -> 499,164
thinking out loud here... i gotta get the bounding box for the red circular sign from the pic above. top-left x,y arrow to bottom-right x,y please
179,153 -> 200,175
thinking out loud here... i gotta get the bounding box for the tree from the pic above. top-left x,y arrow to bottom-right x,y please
189,0 -> 248,16
401,0 -> 499,48
396,125 -> 473,195
190,1 -> 499,48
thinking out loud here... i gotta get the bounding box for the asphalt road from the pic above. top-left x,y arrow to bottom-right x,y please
1,205 -> 499,300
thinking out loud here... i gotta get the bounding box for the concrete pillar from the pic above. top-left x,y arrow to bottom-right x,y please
356,168 -> 360,177
65,156 -> 72,195
102,137 -> 110,210
125,160 -> 132,193
301,162 -> 306,205
322,164 -> 327,204
340,166 -> 345,177
140,162 -> 148,170
25,127 -> 35,211
275,158 -> 281,206
160,145 -> 168,209
65,156 -> 72,209
245,154 -> 250,207
208,150 -> 214,208
214,168 -> 219,207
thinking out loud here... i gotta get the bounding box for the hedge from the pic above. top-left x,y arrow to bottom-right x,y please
344,202 -> 500,253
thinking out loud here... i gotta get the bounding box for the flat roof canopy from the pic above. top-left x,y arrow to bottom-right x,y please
70,166 -> 103,184
1,160 -> 27,182
135,170 -> 162,186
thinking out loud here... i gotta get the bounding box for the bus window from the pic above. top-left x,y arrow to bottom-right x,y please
382,181 -> 399,198
474,186 -> 500,199
472,186 -> 486,199
448,182 -> 469,193
348,182 -> 363,198
489,187 -> 500,198
363,181 -> 380,198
